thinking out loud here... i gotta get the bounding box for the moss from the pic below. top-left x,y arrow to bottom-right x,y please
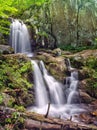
14,105 -> 25,112
0,18 -> 10,45
85,56 -> 97,70
0,55 -> 32,90
0,94 -> 3,104
77,56 -> 97,98
47,62 -> 65,81
0,54 -> 34,108
0,18 -> 10,33
35,55 -> 47,62
69,56 -> 85,69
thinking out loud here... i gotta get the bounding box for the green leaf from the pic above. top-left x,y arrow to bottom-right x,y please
0,94 -> 3,104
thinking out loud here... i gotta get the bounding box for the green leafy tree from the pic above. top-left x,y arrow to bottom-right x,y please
0,0 -> 18,18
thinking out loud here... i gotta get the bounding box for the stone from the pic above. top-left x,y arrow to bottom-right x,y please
53,48 -> 62,56
0,45 -> 14,54
79,91 -> 93,103
36,51 -> 66,81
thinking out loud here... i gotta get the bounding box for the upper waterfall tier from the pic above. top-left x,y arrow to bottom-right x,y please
10,19 -> 32,54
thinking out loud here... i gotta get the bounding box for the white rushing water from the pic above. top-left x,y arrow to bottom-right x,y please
67,71 -> 79,104
28,60 -> 85,121
40,60 -> 64,105
31,60 -> 49,107
10,19 -> 32,56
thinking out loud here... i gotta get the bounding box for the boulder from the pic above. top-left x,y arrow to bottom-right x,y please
80,90 -> 93,103
0,45 -> 14,54
52,48 -> 62,56
35,52 -> 66,81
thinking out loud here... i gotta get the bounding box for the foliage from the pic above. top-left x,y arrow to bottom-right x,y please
0,0 -> 18,18
0,55 -> 33,109
0,94 -> 3,104
5,111 -> 24,129
59,44 -> 95,53
86,56 -> 97,70
71,54 -> 97,97
0,19 -> 10,35
14,105 -> 25,112
0,18 -> 10,45
83,56 -> 97,97
0,0 -> 50,18
0,56 -> 32,90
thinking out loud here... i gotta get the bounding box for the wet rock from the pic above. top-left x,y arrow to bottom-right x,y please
93,121 -> 97,126
53,48 -> 62,56
78,70 -> 90,80
79,113 -> 93,124
91,100 -> 97,108
0,125 -> 5,130
0,45 -> 14,54
79,80 -> 87,91
91,110 -> 97,117
71,55 -> 84,69
36,52 -> 66,81
80,91 -> 93,103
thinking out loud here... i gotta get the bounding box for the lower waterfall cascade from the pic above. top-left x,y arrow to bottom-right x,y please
28,60 -> 86,121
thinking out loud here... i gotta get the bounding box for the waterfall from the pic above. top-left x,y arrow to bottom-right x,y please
31,60 -> 49,107
66,71 -> 79,104
39,60 -> 65,105
28,59 -> 85,120
64,59 -> 80,104
10,19 -> 32,55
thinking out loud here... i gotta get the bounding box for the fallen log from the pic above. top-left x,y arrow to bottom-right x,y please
0,106 -> 97,130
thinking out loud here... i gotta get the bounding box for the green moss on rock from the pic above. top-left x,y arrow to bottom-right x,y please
0,54 -> 34,108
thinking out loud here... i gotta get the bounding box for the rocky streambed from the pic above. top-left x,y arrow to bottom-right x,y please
0,46 -> 97,129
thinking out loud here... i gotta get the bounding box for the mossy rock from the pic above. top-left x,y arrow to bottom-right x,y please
47,62 -> 66,81
85,78 -> 97,98
52,48 -> 62,56
0,93 -> 15,107
80,91 -> 93,104
69,55 -> 85,69
0,45 -> 14,54
0,54 -> 34,108
36,51 -> 67,81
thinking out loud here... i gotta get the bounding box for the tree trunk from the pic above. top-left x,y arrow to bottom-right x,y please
76,6 -> 80,46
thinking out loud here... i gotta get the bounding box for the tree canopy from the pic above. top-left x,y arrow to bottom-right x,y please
0,0 -> 50,18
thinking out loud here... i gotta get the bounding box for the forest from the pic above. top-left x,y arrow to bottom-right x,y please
0,0 -> 97,130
